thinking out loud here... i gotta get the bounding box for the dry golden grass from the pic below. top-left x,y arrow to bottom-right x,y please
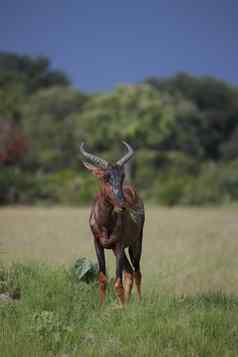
1,205 -> 238,295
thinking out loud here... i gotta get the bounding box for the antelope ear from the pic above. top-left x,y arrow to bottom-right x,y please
82,161 -> 105,177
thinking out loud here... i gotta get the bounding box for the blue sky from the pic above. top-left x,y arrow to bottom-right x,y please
1,0 -> 237,92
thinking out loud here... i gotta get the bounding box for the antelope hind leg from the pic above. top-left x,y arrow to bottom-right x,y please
123,252 -> 134,304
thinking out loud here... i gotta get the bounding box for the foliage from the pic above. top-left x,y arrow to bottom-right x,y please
0,168 -> 25,204
0,168 -> 47,204
72,84 -> 178,152
0,119 -> 28,165
22,86 -> 88,171
0,52 -> 70,121
146,72 -> 238,160
181,164 -> 223,206
181,160 -> 238,205
0,168 -> 98,205
0,52 -> 70,94
1,52 -> 238,206
71,257 -> 98,283
220,126 -> 238,160
0,81 -> 26,120
152,174 -> 191,206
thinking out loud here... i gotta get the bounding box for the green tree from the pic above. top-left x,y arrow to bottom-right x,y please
0,52 -> 71,121
0,52 -> 70,94
73,84 -> 179,151
145,73 -> 238,159
22,86 -> 88,171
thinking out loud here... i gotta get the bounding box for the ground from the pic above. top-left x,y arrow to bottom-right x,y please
1,205 -> 238,295
0,206 -> 238,356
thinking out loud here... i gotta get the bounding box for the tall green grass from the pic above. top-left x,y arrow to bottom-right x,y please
1,262 -> 238,357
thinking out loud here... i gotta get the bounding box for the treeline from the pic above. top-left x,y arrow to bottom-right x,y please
0,52 -> 238,206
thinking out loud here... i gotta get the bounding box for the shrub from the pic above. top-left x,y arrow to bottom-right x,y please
149,159 -> 238,206
0,168 -> 36,204
71,257 -> 98,283
45,170 -> 98,205
0,168 -> 99,205
151,174 -> 192,206
181,162 -> 227,205
0,168 -> 53,205
219,160 -> 238,201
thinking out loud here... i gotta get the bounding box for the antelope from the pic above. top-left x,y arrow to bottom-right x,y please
80,141 -> 145,305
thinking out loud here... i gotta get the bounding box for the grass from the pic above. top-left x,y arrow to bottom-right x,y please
1,205 -> 238,294
1,205 -> 238,356
1,262 -> 238,357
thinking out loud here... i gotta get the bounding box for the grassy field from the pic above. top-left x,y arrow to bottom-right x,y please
1,206 -> 238,356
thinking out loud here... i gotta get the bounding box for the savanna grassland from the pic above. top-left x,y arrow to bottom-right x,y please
1,206 -> 238,356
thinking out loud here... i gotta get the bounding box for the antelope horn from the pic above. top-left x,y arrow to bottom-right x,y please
116,141 -> 134,167
80,142 -> 108,169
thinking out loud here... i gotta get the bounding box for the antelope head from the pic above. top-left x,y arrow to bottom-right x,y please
80,141 -> 134,208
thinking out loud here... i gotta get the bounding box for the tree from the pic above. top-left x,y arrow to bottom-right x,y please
22,86 -> 88,171
0,119 -> 27,165
220,126 -> 238,160
145,73 -> 238,159
0,52 -> 71,122
73,84 -> 178,151
0,52 -> 70,94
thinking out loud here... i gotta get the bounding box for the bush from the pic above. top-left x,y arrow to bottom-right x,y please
0,168 -> 38,204
146,152 -> 199,206
148,159 -> 238,206
181,161 -> 238,205
45,170 -> 98,205
2,158 -> 238,207
0,168 -> 99,205
219,160 -> 238,200
182,173 -> 222,206
70,257 -> 98,283
151,174 -> 192,206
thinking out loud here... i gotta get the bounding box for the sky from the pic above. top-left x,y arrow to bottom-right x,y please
0,0 -> 237,92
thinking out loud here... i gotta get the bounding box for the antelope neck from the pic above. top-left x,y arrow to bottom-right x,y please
100,186 -> 124,210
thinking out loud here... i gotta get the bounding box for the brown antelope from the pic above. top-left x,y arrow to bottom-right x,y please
80,141 -> 145,305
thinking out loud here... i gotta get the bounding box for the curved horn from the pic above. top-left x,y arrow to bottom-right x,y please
80,142 -> 108,169
116,141 -> 134,167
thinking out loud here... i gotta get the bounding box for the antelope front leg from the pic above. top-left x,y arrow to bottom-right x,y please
114,244 -> 125,305
94,238 -> 107,305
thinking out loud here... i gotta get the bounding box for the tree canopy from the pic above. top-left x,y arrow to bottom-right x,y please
1,52 -> 238,205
